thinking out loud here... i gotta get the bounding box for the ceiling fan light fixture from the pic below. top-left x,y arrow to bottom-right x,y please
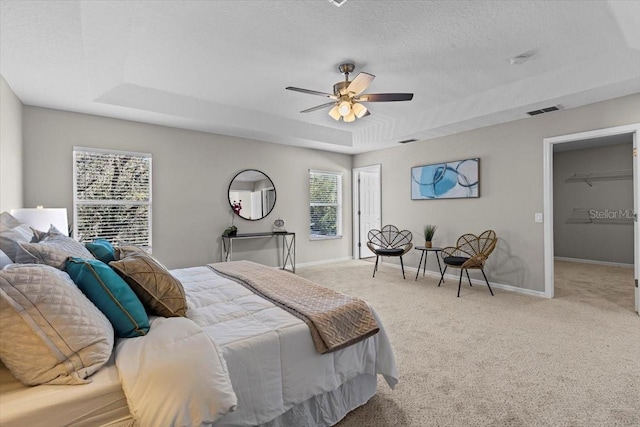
328,105 -> 341,121
286,62 -> 413,122
338,100 -> 352,116
352,102 -> 367,118
343,111 -> 356,123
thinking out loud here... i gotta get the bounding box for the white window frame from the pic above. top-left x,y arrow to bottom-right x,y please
309,169 -> 343,240
73,146 -> 152,250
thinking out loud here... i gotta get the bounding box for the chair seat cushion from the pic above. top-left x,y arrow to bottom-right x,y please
443,256 -> 469,266
375,248 -> 404,255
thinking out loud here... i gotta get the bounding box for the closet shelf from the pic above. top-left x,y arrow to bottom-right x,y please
565,169 -> 632,186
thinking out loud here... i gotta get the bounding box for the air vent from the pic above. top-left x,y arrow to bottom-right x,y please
527,105 -> 561,116
327,0 -> 347,6
398,138 -> 418,144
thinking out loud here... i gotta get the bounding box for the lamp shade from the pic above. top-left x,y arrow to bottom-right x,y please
343,111 -> 356,123
352,102 -> 368,118
328,105 -> 341,121
10,208 -> 69,236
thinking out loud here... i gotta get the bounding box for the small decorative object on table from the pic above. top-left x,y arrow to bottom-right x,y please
273,218 -> 286,233
223,226 -> 237,237
223,201 -> 242,236
423,224 -> 437,248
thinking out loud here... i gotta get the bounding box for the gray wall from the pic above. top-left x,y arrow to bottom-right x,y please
554,142 -> 633,264
0,76 -> 23,212
22,106 -> 353,269
354,94 -> 640,292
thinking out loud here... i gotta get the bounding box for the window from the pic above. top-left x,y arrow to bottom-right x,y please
73,147 -> 152,250
309,170 -> 342,240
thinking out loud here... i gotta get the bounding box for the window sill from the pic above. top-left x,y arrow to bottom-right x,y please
310,235 -> 343,241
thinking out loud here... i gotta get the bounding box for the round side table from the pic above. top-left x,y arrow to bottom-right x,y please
414,246 -> 445,285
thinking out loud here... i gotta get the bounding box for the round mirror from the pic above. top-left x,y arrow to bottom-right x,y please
228,169 -> 276,221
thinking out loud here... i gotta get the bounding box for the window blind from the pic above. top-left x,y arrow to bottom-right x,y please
73,148 -> 152,249
309,170 -> 342,239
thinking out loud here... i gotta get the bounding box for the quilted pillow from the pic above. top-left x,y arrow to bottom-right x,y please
86,239 -> 117,264
65,258 -> 150,338
0,249 -> 11,269
15,231 -> 95,269
110,253 -> 188,317
0,211 -> 22,229
0,223 -> 35,262
0,264 -> 114,385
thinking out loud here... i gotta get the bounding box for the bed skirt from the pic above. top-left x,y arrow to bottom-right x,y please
251,373 -> 376,427
99,374 -> 376,427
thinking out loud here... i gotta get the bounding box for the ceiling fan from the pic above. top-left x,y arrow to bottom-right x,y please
286,63 -> 413,123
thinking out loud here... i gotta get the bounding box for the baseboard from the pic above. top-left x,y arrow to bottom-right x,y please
383,262 -> 548,298
554,256 -> 633,269
295,256 -> 353,268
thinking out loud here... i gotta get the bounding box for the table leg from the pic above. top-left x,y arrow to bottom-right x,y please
222,237 -> 232,262
423,251 -> 428,277
282,234 -> 296,273
415,250 -> 425,281
436,253 -> 445,286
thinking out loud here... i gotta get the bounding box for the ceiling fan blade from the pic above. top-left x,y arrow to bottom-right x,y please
300,102 -> 336,113
356,93 -> 414,102
346,72 -> 375,96
286,87 -> 337,99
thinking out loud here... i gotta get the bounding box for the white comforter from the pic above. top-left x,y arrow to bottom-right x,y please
116,266 -> 398,427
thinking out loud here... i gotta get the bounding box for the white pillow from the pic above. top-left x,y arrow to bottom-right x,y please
0,264 -> 114,385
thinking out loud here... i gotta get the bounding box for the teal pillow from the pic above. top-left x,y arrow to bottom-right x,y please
85,239 -> 116,263
65,258 -> 150,338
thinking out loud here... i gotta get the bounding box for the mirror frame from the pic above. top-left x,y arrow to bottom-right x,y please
228,169 -> 277,221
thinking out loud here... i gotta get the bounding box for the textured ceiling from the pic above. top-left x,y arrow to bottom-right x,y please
1,0 -> 639,154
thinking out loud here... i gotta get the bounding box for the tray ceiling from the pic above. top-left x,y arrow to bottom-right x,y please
1,0 -> 639,154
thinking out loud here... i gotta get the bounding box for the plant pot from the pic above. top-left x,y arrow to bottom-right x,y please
425,241 -> 432,248
223,226 -> 238,237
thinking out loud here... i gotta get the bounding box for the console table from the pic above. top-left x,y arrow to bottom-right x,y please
221,232 -> 296,273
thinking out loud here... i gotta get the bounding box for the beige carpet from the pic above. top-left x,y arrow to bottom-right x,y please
296,260 -> 639,427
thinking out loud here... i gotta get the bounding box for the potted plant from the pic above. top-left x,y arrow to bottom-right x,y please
423,224 -> 437,248
223,225 -> 237,237
223,201 -> 242,236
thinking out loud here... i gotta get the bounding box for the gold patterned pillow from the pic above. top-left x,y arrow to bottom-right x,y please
115,245 -> 147,260
110,253 -> 187,317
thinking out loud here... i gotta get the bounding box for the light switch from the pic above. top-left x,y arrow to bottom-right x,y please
535,213 -> 543,223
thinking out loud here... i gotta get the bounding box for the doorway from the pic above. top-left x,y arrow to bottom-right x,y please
352,165 -> 381,259
543,124 -> 640,314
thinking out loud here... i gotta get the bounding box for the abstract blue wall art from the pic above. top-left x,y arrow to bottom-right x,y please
411,158 -> 479,199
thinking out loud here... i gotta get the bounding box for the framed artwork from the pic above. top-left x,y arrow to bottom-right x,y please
411,158 -> 479,199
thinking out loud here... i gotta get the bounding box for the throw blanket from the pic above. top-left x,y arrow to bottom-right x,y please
115,317 -> 237,426
209,260 -> 379,354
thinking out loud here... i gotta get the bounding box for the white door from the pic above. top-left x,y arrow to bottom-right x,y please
634,136 -> 639,314
356,166 -> 381,258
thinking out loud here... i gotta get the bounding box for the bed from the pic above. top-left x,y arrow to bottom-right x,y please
0,262 -> 397,427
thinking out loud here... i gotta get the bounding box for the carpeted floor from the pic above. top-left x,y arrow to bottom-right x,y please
296,260 -> 639,427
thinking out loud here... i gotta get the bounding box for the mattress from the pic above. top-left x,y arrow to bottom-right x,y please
0,356 -> 132,427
